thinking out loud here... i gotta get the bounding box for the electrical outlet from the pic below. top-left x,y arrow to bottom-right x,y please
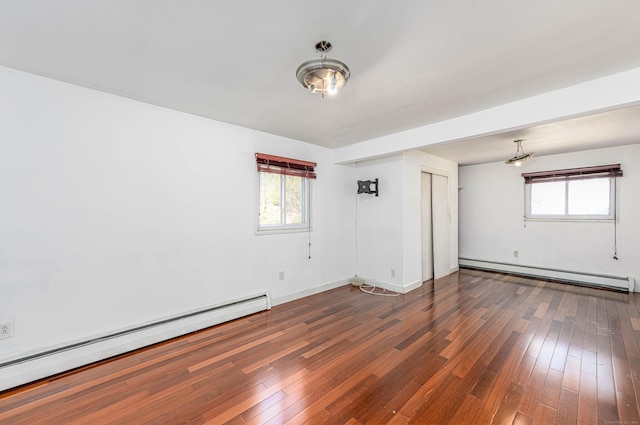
0,322 -> 13,340
391,269 -> 396,278
513,250 -> 519,258
279,271 -> 285,281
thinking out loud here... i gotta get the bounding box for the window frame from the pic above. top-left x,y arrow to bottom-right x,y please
522,164 -> 621,222
255,153 -> 315,235
257,171 -> 311,233
524,177 -> 616,221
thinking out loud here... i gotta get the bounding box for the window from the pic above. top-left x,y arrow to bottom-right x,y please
523,164 -> 622,220
256,153 -> 315,232
259,172 -> 309,229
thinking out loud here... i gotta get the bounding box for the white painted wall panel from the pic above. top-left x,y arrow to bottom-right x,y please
354,151 -> 458,291
0,66 -> 356,367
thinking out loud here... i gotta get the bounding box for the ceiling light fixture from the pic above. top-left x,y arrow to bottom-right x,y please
505,139 -> 534,166
296,40 -> 350,98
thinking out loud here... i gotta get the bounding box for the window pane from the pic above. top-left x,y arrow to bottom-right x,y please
531,181 -> 565,215
259,172 -> 282,225
285,175 -> 304,224
568,178 -> 610,215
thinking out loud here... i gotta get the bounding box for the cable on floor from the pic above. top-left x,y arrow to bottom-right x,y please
359,283 -> 401,297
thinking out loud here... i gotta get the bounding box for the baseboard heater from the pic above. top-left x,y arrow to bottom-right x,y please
459,258 -> 632,292
0,292 -> 271,392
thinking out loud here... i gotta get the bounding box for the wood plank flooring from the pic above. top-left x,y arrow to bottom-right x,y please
1,269 -> 640,424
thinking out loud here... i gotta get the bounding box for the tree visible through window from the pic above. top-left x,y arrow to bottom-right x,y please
259,172 -> 309,229
255,153 -> 314,232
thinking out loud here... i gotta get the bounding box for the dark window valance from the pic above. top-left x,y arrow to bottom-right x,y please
522,164 -> 622,184
256,153 -> 317,179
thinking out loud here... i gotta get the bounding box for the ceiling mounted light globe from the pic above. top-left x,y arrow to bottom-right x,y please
296,41 -> 350,97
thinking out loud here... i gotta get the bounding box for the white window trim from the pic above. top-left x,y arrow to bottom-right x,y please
255,171 -> 312,235
524,177 -> 616,221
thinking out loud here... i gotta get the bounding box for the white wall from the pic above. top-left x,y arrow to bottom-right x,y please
355,151 -> 459,291
0,66 -> 356,363
355,155 -> 404,286
459,144 -> 640,291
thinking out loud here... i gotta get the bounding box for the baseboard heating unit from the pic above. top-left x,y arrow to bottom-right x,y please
459,258 -> 633,292
0,292 -> 271,392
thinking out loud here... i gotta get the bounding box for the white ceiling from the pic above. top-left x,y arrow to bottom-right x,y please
422,104 -> 640,165
2,1 -> 640,163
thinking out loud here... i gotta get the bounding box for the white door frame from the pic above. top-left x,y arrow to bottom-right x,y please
421,167 -> 451,282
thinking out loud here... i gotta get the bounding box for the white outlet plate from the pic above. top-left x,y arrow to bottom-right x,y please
279,271 -> 285,280
513,250 -> 519,258
0,322 -> 13,340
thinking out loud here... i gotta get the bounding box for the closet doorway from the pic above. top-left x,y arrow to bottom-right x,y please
421,171 -> 450,282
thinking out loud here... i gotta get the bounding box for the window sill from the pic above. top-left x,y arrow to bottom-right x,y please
525,218 -> 615,223
256,227 -> 312,236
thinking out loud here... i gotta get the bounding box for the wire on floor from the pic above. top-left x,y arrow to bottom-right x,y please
359,283 -> 401,297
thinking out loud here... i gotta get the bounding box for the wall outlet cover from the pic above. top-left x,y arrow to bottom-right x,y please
0,322 -> 13,340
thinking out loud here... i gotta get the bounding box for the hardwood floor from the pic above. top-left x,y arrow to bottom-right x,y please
1,269 -> 640,424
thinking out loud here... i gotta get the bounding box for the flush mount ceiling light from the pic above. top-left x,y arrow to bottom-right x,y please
505,139 -> 534,167
296,40 -> 350,98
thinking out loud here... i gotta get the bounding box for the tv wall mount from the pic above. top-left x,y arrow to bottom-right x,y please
357,178 -> 379,197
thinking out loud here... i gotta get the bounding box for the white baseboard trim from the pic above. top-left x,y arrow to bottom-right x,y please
356,277 -> 423,294
0,293 -> 269,392
271,278 -> 349,306
403,279 -> 424,293
372,279 -> 404,293
459,258 -> 631,292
